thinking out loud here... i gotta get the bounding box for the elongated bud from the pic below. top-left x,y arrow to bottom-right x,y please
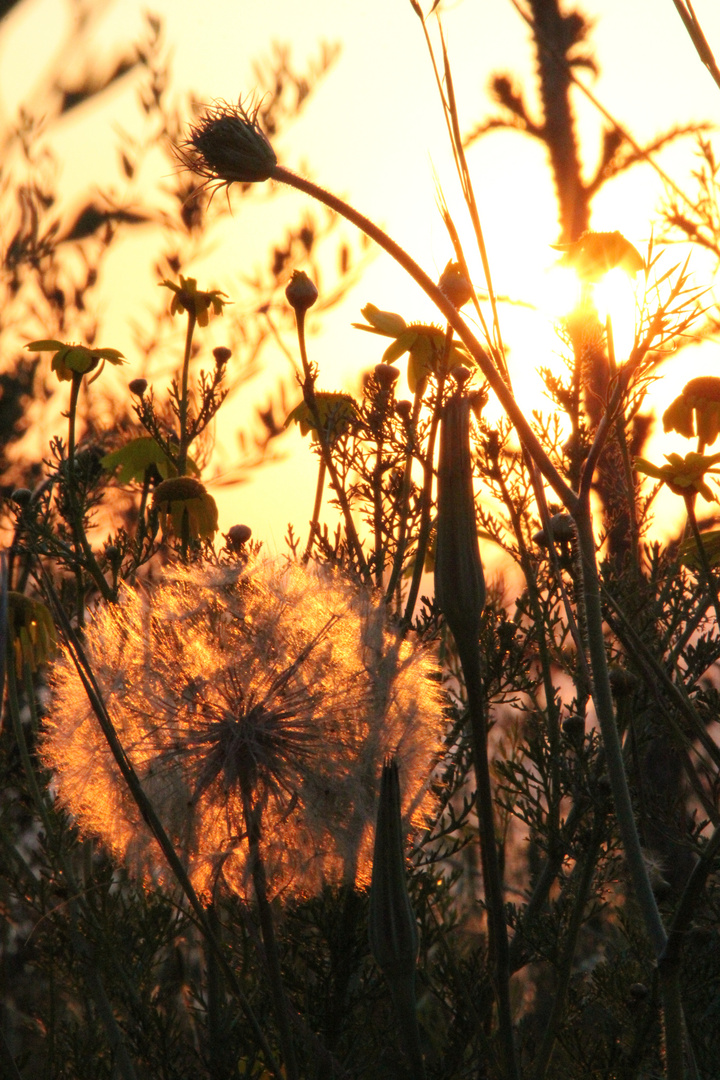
434,395 -> 486,646
369,758 -> 418,979
369,759 -> 426,1077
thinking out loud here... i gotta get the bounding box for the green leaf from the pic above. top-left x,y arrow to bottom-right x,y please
101,437 -> 199,483
679,529 -> 720,569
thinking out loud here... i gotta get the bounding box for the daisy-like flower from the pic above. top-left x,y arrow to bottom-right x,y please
635,450 -> 720,501
159,275 -> 227,327
353,303 -> 472,392
177,98 -> 278,192
42,559 -> 440,900
26,339 -> 125,383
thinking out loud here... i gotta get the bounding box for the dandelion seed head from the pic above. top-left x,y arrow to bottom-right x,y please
43,559 -> 441,899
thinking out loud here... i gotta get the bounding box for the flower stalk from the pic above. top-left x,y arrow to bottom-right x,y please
434,394 -> 518,1080
286,271 -> 370,580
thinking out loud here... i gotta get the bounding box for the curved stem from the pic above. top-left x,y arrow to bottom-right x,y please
684,493 -> 720,627
271,163 -> 575,511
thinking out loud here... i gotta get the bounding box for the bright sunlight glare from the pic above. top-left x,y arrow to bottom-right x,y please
535,263 -> 582,322
592,267 -> 639,361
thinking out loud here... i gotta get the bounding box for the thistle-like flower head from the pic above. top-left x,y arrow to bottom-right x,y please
43,559 -> 440,900
177,98 -> 278,191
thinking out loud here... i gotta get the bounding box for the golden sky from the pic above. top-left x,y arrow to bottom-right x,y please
2,0 -> 720,554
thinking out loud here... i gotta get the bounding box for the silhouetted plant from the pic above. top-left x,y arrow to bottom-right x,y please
3,3 -> 720,1080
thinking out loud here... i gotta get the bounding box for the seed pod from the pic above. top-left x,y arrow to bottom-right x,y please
435,395 -> 485,646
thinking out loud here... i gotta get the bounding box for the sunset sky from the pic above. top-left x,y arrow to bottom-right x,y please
2,0 -> 720,560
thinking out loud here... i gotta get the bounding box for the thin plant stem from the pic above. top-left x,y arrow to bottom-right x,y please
8,662 -> 140,1080
372,417 -> 385,588
456,636 -> 518,1080
293,301 -> 370,581
573,509 -> 689,1078
385,388 -> 423,605
606,314 -> 640,571
241,785 -> 299,1080
573,506 -> 668,957
42,575 -> 284,1080
403,365 -> 446,625
66,373 -> 115,606
177,308 -> 197,477
302,455 -> 326,563
683,493 -> 720,627
663,821 -> 720,968
532,814 -> 604,1080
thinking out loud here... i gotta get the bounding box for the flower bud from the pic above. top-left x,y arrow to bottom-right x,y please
439,260 -> 473,309
608,665 -> 638,698
11,488 -> 32,507
105,545 -> 122,570
532,512 -> 575,548
395,400 -> 412,423
285,270 -> 318,314
562,714 -> 585,742
129,378 -> 148,397
226,523 -> 252,551
435,395 -> 486,645
451,365 -> 471,390
213,346 -> 232,367
374,362 -> 400,390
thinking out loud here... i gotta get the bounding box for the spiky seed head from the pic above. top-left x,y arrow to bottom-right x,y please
179,99 -> 277,189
